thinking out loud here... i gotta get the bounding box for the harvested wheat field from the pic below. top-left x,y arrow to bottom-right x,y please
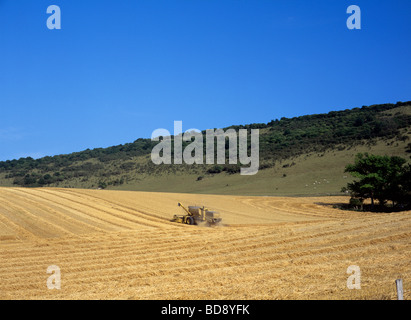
0,187 -> 410,300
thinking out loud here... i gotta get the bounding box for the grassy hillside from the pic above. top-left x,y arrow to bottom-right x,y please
108,135 -> 410,196
0,101 -> 410,196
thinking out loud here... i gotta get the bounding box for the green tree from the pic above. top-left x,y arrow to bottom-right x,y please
344,153 -> 410,209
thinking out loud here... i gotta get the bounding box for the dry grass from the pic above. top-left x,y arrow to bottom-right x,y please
0,187 -> 409,300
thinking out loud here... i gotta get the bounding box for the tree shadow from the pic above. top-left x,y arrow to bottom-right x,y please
314,201 -> 411,213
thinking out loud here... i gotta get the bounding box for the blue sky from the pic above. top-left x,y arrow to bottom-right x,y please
0,0 -> 410,161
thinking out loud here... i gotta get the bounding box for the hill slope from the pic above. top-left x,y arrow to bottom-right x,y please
0,101 -> 410,195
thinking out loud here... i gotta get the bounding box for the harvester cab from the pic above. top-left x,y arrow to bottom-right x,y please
172,202 -> 222,226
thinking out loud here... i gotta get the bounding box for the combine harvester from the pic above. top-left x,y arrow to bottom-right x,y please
172,202 -> 222,226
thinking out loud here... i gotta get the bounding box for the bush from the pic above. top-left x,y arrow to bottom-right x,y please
207,165 -> 223,174
98,181 -> 107,189
349,198 -> 363,210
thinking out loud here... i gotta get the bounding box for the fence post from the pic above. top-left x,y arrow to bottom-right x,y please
395,279 -> 404,300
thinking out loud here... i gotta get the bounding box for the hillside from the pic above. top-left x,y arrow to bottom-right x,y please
0,101 -> 410,196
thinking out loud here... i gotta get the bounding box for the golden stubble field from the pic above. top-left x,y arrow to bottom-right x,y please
0,187 -> 409,300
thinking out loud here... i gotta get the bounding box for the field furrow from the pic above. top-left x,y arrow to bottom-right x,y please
0,187 -> 410,300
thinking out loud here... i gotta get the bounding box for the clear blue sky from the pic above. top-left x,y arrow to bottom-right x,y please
0,0 -> 410,161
